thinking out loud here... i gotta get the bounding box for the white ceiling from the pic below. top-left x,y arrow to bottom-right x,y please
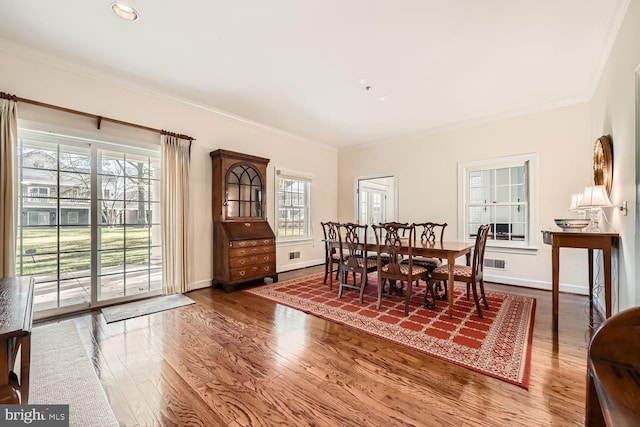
0,0 -> 629,149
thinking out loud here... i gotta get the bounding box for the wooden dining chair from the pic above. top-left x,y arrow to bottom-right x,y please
336,223 -> 377,303
427,224 -> 491,318
370,221 -> 409,271
373,222 -> 429,316
321,221 -> 342,288
403,222 -> 447,291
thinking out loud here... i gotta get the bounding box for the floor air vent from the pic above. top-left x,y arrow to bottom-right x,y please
484,258 -> 506,270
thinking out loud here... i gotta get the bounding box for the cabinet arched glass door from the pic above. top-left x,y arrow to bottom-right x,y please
225,164 -> 263,218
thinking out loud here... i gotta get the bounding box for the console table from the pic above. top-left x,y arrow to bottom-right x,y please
0,277 -> 34,403
548,230 -> 619,332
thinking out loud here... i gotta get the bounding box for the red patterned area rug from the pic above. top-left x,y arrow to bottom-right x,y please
245,272 -> 536,388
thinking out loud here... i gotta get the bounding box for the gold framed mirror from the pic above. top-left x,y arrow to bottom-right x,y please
593,135 -> 613,195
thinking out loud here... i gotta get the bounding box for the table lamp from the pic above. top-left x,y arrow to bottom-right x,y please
569,193 -> 586,218
577,185 -> 613,232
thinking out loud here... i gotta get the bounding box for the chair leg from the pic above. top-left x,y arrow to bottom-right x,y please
479,279 -> 489,310
470,281 -> 483,318
423,279 -> 436,309
359,273 -> 367,303
376,278 -> 384,310
329,259 -> 336,290
323,260 -> 329,284
466,283 -> 470,300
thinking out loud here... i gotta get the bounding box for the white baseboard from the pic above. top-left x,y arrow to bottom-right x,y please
190,279 -> 212,290
190,258 -> 324,291
484,273 -> 588,296
190,268 -> 588,296
276,258 -> 324,273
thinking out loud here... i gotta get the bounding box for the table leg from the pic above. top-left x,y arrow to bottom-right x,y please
552,242 -> 560,332
603,245 -> 612,319
0,341 -> 19,404
20,332 -> 30,403
588,248 -> 594,325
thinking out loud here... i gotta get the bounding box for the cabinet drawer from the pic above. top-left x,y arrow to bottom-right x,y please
229,245 -> 275,258
230,263 -> 275,281
230,239 -> 274,248
229,254 -> 274,268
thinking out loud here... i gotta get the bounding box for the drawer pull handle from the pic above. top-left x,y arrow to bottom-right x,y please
264,266 -> 270,271
239,271 -> 246,276
239,242 -> 246,247
239,259 -> 245,265
251,241 -> 257,246
263,256 -> 270,261
251,266 -> 258,272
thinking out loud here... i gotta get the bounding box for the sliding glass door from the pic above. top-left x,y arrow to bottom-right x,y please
17,130 -> 162,316
96,149 -> 162,302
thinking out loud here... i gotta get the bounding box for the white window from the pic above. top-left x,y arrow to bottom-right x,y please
67,211 -> 79,224
28,186 -> 49,202
27,211 -> 50,226
458,154 -> 537,250
276,170 -> 311,241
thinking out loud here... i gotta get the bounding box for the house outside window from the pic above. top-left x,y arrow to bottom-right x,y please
276,171 -> 311,241
458,153 -> 537,250
27,186 -> 49,202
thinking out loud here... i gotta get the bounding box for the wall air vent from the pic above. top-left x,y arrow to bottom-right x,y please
484,258 -> 506,270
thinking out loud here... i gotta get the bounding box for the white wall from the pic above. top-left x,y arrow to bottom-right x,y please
338,1 -> 640,309
339,103 -> 595,295
590,0 -> 640,310
0,48 -> 337,290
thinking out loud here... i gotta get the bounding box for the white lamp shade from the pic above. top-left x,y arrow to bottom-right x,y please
569,193 -> 584,211
577,185 -> 613,208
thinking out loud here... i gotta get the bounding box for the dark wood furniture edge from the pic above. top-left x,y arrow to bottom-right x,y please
586,306 -> 640,426
209,149 -> 270,165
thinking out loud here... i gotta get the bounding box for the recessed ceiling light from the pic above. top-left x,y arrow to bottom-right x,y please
111,2 -> 139,21
379,96 -> 387,102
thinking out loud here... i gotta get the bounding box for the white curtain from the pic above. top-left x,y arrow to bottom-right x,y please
160,134 -> 191,294
0,96 -> 18,277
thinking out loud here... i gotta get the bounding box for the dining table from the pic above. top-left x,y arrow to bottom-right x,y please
328,239 -> 474,318
409,240 -> 474,318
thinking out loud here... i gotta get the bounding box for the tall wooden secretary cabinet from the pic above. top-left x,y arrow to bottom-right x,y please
210,149 -> 278,291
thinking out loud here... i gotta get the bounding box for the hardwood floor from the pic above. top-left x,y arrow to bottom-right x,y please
49,265 -> 596,426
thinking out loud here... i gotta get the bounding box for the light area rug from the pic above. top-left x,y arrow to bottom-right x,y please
101,293 -> 195,323
246,272 -> 536,388
30,320 -> 118,427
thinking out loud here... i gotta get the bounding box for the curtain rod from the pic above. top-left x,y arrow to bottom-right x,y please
0,91 -> 195,142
